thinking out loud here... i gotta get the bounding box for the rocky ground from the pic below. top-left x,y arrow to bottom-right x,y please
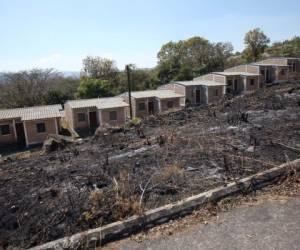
1,83 -> 300,249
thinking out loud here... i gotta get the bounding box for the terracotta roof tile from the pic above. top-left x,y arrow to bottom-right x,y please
66,97 -> 129,109
0,104 -> 63,121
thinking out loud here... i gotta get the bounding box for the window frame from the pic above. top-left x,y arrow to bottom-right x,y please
109,110 -> 118,121
77,113 -> 86,122
138,102 -> 146,111
0,124 -> 11,136
36,122 -> 46,134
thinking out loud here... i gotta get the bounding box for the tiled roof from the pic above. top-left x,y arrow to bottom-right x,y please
0,104 -> 63,121
66,97 -> 129,109
251,62 -> 289,67
262,57 -> 300,60
196,80 -> 226,86
213,71 -> 260,76
172,80 -> 226,86
124,90 -> 184,99
172,81 -> 201,86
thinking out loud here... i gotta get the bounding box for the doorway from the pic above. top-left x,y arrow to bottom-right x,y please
15,122 -> 26,146
234,79 -> 238,92
89,111 -> 98,129
266,69 -> 271,83
148,101 -> 155,114
195,89 -> 201,104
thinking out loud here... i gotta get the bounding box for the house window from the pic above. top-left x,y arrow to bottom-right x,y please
167,101 -> 174,109
77,113 -> 86,122
227,80 -> 232,86
215,89 -> 219,96
36,123 -> 46,133
260,69 -> 265,75
250,79 -> 255,85
138,102 -> 146,111
281,69 -> 286,75
0,124 -> 10,135
109,111 -> 117,121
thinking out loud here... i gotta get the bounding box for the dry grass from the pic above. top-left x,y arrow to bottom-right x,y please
83,190 -> 104,221
156,165 -> 183,182
84,170 -> 141,221
102,171 -> 300,249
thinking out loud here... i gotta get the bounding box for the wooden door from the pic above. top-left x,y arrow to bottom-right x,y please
234,79 -> 238,91
89,111 -> 98,128
15,122 -> 26,145
266,69 -> 271,83
195,89 -> 201,104
148,101 -> 155,114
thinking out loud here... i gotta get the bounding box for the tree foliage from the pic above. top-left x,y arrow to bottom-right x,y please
0,69 -> 79,108
43,90 -> 70,105
224,52 -> 247,68
156,36 -> 233,83
82,56 -> 118,80
0,69 -> 57,108
265,36 -> 300,58
244,28 -> 270,62
126,65 -> 160,91
75,78 -> 114,99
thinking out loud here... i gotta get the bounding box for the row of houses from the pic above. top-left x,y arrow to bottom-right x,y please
0,57 -> 299,148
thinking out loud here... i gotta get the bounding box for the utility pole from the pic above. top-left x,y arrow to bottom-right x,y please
126,65 -> 133,119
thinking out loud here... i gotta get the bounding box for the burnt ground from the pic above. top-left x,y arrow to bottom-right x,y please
104,171 -> 300,250
1,83 -> 300,249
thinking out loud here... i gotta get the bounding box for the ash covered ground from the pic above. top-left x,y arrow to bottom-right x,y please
1,83 -> 300,249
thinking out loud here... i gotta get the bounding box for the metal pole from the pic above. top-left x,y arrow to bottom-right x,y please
126,65 -> 133,119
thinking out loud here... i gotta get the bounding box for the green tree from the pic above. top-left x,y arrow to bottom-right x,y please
180,37 -> 211,73
43,90 -> 69,105
174,64 -> 193,81
130,66 -> 160,90
115,65 -> 160,93
244,28 -> 270,62
223,51 -> 246,68
157,41 -> 182,83
210,42 -> 234,70
265,36 -> 300,58
75,78 -> 113,99
156,36 -> 233,82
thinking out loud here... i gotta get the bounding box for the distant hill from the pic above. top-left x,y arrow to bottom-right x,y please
0,71 -> 80,81
62,71 -> 80,78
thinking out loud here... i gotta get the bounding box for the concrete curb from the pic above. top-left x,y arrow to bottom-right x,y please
30,158 -> 300,250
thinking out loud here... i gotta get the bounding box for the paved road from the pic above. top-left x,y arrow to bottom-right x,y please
117,197 -> 300,250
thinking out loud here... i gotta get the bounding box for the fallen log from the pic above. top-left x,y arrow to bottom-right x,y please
271,140 -> 300,153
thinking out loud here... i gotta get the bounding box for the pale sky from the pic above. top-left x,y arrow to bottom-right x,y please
0,0 -> 299,72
